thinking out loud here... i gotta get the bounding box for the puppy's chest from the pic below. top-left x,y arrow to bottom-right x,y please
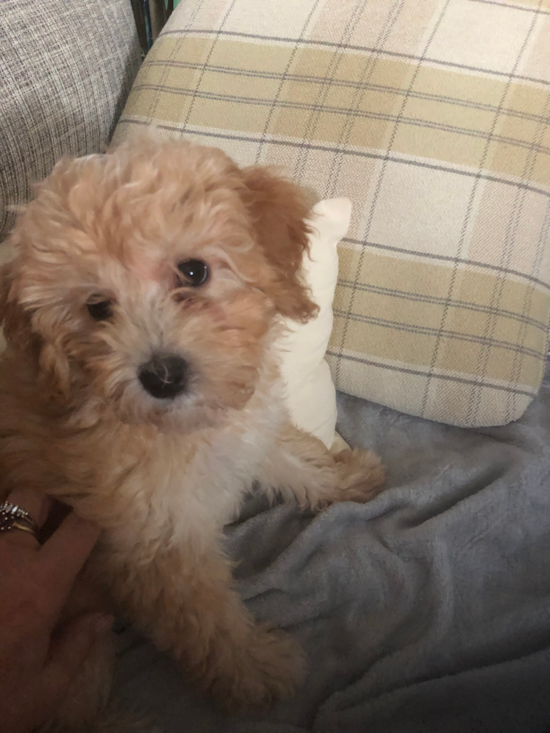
123,385 -> 285,529
106,416 -> 274,532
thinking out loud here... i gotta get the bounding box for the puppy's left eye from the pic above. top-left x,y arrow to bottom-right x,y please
86,299 -> 113,321
177,259 -> 209,287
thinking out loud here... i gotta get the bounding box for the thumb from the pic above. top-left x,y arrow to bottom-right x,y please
42,613 -> 114,703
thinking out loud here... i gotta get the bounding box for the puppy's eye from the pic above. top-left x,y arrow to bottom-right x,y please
177,259 -> 209,287
86,299 -> 113,321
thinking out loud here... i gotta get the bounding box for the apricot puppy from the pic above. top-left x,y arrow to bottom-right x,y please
0,136 -> 385,731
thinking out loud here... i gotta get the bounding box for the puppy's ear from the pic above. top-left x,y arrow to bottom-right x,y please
241,168 -> 318,323
0,259 -> 70,398
0,260 -> 35,355
0,263 -> 8,326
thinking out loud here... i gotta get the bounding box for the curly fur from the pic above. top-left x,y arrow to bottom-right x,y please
0,135 -> 385,731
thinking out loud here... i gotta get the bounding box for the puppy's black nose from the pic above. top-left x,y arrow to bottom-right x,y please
138,354 -> 189,400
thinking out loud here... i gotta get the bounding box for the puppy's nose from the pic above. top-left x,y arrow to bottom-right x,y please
138,354 -> 189,399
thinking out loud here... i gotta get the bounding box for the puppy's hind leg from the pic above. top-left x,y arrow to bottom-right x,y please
258,423 -> 386,510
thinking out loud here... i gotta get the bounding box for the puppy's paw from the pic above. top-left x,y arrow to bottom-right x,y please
332,447 -> 386,503
211,623 -> 305,712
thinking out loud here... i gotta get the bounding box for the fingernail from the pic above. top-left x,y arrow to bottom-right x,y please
93,613 -> 115,635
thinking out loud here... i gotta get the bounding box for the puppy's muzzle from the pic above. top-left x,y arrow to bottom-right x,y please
138,353 -> 189,400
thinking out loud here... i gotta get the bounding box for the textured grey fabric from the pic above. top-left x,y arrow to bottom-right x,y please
0,0 -> 141,242
112,364 -> 550,733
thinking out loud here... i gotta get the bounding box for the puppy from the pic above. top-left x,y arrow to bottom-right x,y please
0,136 -> 385,731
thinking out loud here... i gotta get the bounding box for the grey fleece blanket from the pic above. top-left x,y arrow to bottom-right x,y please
112,364 -> 550,733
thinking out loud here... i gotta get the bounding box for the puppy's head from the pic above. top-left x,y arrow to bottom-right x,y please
0,136 -> 317,429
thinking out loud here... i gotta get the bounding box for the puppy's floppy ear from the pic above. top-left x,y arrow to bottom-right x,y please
0,260 -> 35,355
241,167 -> 318,323
0,257 -> 70,398
0,263 -> 8,326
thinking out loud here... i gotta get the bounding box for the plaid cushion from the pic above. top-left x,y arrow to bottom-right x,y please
0,0 -> 141,243
114,0 -> 550,426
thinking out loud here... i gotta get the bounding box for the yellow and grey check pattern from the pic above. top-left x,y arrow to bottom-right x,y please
114,0 -> 550,427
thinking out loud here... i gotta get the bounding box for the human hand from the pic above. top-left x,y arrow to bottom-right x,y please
0,487 -> 112,733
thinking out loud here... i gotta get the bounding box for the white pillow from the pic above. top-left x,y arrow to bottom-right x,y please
0,199 -> 352,451
278,198 -> 352,448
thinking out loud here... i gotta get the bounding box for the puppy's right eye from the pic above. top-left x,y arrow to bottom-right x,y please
86,300 -> 113,321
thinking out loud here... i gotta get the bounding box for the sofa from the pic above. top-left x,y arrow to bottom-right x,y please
1,2 -> 550,732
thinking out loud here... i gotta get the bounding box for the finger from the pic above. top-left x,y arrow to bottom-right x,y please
0,487 -> 52,549
42,613 -> 114,708
39,512 -> 101,610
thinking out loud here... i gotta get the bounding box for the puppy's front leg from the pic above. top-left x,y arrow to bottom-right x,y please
258,423 -> 385,510
102,541 -> 304,711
